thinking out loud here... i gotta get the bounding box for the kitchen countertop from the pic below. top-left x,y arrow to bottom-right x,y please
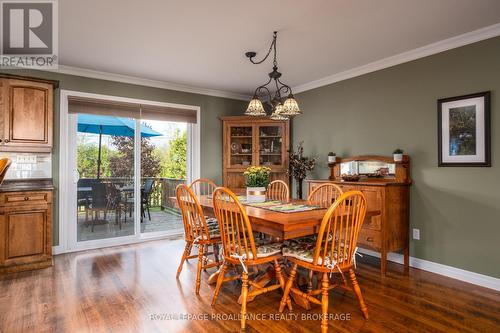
0,179 -> 54,192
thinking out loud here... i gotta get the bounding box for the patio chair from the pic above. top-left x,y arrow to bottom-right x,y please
279,191 -> 368,333
86,182 -> 109,232
141,179 -> 155,221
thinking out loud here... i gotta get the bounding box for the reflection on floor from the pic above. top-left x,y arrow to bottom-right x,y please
77,209 -> 183,241
1,239 -> 498,332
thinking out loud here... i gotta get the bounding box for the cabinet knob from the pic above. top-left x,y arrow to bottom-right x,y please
0,139 -> 2,143
366,237 -> 374,242
4,139 -> 9,143
24,196 -> 29,201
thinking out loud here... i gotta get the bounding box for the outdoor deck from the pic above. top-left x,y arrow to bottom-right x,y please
77,209 -> 184,242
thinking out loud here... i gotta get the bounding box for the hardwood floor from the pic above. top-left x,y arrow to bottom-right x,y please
0,239 -> 499,333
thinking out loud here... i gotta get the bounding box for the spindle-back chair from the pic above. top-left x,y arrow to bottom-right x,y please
280,191 -> 368,333
211,187 -> 291,330
176,184 -> 221,294
307,183 -> 343,208
267,180 -> 289,202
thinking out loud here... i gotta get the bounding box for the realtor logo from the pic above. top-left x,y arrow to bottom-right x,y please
0,0 -> 58,68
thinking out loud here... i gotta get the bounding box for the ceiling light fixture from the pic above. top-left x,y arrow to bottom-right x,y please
244,31 -> 301,118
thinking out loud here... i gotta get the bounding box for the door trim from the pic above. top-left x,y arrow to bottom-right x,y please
58,89 -> 200,253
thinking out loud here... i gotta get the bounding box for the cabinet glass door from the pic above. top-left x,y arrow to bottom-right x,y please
258,125 -> 284,168
229,126 -> 253,168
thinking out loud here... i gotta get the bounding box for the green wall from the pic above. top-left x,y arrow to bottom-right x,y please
293,36 -> 500,278
0,69 -> 246,246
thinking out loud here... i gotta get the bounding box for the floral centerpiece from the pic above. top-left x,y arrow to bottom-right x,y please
243,166 -> 271,203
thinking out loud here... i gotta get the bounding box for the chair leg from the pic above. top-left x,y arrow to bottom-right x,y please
213,243 -> 220,264
195,246 -> 204,294
273,260 -> 292,311
279,263 -> 297,313
321,272 -> 329,333
203,244 -> 209,272
240,271 -> 249,330
176,242 -> 192,278
307,270 -> 314,293
211,263 -> 227,306
349,269 -> 369,319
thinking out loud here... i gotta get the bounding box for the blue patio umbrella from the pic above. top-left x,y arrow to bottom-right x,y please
77,114 -> 162,178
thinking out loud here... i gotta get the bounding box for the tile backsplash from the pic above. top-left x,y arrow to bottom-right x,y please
0,152 -> 52,179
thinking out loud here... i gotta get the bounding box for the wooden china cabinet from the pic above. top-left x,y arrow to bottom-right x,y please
221,116 -> 289,191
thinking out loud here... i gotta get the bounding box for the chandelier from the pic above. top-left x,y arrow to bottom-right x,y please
244,31 -> 301,119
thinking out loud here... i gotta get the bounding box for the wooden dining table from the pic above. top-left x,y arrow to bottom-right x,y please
172,195 -> 381,309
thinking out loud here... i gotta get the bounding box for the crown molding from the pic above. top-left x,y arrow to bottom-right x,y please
44,65 -> 250,101
293,22 -> 500,94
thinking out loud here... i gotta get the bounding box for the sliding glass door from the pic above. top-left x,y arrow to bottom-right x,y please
75,114 -> 137,242
62,92 -> 198,251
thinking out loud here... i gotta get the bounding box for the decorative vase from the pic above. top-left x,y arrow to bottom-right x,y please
393,153 -> 403,162
328,155 -> 337,164
246,187 -> 266,203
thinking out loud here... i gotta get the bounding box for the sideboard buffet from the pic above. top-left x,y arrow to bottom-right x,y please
307,155 -> 411,275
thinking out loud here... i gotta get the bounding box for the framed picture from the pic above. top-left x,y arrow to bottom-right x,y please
438,91 -> 491,167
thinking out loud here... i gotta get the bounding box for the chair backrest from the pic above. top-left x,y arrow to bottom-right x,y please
267,180 -> 289,202
212,187 -> 257,260
176,184 -> 212,242
91,182 -> 108,208
143,179 -> 155,195
0,158 -> 12,185
189,178 -> 217,197
313,191 -> 367,269
307,183 -> 343,208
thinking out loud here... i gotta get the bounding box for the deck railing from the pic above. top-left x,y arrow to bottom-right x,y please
78,177 -> 186,210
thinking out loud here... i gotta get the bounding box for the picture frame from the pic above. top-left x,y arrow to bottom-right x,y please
438,91 -> 491,167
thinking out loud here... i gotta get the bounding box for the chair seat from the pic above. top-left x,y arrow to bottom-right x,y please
205,217 -> 221,238
283,237 -> 351,266
252,239 -> 283,258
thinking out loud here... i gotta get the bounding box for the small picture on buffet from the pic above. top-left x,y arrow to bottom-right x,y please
438,91 -> 490,167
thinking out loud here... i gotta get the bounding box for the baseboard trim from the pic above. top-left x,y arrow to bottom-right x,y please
358,248 -> 500,292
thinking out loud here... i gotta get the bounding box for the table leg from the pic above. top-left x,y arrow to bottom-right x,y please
238,266 -> 275,304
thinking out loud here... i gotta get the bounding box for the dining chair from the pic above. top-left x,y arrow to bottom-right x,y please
211,187 -> 291,330
307,183 -> 343,208
279,191 -> 368,333
0,158 -> 12,185
267,180 -> 289,202
176,184 -> 222,294
189,178 -> 217,197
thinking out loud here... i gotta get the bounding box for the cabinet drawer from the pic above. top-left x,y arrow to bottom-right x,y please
357,228 -> 382,250
337,184 -> 357,193
363,215 -> 381,231
0,191 -> 52,206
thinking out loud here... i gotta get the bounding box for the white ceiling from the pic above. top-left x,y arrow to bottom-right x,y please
59,0 -> 500,97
